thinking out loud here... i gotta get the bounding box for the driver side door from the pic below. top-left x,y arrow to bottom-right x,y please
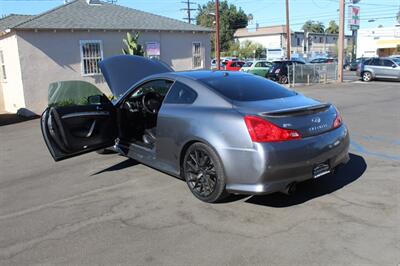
41,80 -> 117,161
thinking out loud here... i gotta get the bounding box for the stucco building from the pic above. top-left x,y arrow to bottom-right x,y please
356,25 -> 400,58
234,24 -> 352,60
0,0 -> 212,114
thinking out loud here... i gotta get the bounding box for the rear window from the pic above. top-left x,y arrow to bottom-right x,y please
243,62 -> 253,67
199,73 -> 296,102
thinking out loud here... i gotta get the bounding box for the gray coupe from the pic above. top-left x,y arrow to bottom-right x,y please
41,55 -> 350,203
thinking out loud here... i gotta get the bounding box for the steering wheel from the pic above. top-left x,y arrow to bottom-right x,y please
142,92 -> 163,114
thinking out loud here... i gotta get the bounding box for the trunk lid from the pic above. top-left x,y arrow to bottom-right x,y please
99,55 -> 173,99
233,94 -> 337,137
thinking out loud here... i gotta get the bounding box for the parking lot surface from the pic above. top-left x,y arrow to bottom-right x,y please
0,81 -> 399,265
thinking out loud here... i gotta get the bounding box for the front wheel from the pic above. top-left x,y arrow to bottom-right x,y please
362,71 -> 372,82
183,143 -> 229,203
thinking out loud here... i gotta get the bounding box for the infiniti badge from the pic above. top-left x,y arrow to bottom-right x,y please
311,117 -> 321,123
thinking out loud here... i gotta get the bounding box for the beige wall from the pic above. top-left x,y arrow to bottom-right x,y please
15,30 -> 211,114
0,33 -> 26,113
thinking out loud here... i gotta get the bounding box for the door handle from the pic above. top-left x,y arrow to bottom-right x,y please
96,105 -> 103,111
86,120 -> 97,138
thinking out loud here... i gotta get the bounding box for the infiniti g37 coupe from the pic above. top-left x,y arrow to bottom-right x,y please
41,55 -> 350,203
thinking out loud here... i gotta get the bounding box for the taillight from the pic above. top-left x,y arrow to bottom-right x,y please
332,112 -> 342,129
244,116 -> 301,142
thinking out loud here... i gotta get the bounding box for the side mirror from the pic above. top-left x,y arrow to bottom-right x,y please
87,94 -> 103,105
392,64 -> 397,68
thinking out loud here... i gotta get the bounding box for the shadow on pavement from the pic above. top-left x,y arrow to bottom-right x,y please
0,113 -> 39,126
92,158 -> 139,176
244,153 -> 366,207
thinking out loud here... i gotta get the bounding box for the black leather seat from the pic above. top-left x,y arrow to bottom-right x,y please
143,128 -> 156,146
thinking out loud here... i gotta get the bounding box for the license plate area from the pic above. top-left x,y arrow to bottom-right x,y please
313,162 -> 331,178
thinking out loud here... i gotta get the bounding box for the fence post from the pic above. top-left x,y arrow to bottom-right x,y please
293,64 -> 296,86
335,63 -> 338,80
307,74 -> 310,85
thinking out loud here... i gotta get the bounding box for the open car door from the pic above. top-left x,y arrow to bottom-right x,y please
41,80 -> 117,161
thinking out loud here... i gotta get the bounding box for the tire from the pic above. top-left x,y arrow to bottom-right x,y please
362,71 -> 372,82
279,75 -> 288,84
311,74 -> 320,83
183,143 -> 229,203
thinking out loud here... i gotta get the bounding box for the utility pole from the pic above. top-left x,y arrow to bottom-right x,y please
215,0 -> 221,70
181,0 -> 196,24
351,29 -> 357,61
285,0 -> 291,60
337,0 -> 345,82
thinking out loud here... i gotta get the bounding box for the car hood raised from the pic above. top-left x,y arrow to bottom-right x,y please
99,55 -> 174,99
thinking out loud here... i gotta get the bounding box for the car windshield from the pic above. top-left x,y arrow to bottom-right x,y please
199,73 -> 296,102
243,62 -> 253,67
392,58 -> 400,65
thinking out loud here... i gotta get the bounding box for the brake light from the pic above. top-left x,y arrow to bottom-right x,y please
332,107 -> 343,129
244,116 -> 301,142
275,68 -> 281,74
332,112 -> 342,129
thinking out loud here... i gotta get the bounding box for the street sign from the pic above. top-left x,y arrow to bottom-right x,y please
348,5 -> 360,30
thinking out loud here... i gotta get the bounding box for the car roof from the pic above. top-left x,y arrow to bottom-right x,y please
172,70 -> 244,80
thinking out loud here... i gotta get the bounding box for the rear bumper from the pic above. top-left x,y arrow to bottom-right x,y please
267,73 -> 279,81
221,125 -> 350,194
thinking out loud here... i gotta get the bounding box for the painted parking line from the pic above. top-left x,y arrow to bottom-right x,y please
351,133 -> 400,146
350,140 -> 400,161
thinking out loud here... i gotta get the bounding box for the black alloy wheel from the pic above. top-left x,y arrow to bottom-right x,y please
279,75 -> 288,84
183,143 -> 228,203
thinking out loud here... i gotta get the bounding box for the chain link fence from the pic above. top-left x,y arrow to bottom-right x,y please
287,63 -> 338,86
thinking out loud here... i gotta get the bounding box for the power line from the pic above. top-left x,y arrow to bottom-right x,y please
181,0 -> 196,24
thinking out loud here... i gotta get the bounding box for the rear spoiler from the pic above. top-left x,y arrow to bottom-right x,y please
262,103 -> 332,117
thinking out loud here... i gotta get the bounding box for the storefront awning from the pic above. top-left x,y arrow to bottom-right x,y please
376,39 -> 400,49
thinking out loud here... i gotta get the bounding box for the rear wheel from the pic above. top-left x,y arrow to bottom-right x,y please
279,75 -> 288,84
183,143 -> 228,203
362,71 -> 372,82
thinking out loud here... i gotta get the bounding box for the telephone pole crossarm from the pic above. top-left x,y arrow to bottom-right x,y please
181,0 -> 197,24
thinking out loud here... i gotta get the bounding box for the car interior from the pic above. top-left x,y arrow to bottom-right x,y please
118,79 -> 174,149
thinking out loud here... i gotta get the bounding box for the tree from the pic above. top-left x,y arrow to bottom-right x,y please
122,32 -> 144,56
325,20 -> 339,34
224,40 -> 265,59
302,20 -> 325,33
196,0 -> 249,53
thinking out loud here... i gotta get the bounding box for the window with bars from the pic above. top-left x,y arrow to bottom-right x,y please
0,50 -> 6,81
80,40 -> 103,76
192,42 -> 202,69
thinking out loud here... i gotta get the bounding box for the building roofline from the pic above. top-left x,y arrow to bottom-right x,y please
12,0 -> 78,29
10,0 -> 212,32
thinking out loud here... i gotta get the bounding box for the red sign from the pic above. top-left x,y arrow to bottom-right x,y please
348,5 -> 360,30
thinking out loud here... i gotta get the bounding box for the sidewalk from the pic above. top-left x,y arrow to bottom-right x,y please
0,113 -> 39,126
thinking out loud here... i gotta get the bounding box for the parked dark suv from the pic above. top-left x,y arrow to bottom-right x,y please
357,57 -> 400,82
267,60 -> 305,84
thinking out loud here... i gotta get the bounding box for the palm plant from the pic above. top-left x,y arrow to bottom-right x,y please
122,32 -> 144,56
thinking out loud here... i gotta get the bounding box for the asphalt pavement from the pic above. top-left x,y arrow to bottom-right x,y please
0,80 -> 399,265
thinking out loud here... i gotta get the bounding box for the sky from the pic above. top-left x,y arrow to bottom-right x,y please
1,0 -> 399,32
